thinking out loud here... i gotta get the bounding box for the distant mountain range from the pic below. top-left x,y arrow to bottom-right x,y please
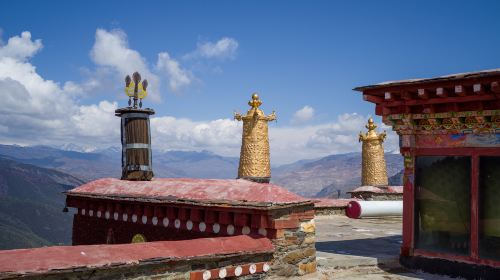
272,152 -> 403,198
0,144 -> 403,249
0,156 -> 83,249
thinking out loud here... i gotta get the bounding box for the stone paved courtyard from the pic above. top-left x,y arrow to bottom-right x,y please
269,215 -> 456,279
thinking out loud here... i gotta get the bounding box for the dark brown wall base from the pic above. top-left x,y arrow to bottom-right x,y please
400,255 -> 500,280
73,214 -> 215,245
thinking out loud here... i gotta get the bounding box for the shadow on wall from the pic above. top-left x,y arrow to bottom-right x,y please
315,235 -> 402,258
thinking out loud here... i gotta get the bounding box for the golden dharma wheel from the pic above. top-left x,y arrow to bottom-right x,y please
131,233 -> 147,243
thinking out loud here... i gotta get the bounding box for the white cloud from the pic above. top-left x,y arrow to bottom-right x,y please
72,101 -> 119,137
90,28 -> 162,101
186,37 -> 239,60
0,31 -> 119,148
270,113 -> 399,164
291,105 -> 315,124
148,112 -> 398,165
156,52 -> 192,91
151,117 -> 242,156
0,30 -> 398,166
0,31 -> 42,61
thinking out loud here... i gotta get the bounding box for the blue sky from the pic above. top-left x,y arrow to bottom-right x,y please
0,0 -> 499,164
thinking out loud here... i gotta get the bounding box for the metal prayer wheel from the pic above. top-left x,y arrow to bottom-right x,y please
234,93 -> 276,183
116,72 -> 155,181
359,118 -> 388,186
115,108 -> 155,180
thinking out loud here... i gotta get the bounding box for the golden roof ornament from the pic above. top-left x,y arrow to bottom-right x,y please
234,93 -> 276,183
125,72 -> 148,109
359,118 -> 388,186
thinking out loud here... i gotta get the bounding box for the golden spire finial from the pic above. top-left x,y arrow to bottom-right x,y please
248,92 -> 263,108
234,93 -> 277,183
366,117 -> 376,130
359,118 -> 388,186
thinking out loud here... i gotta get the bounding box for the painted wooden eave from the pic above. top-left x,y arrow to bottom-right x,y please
353,68 -> 500,92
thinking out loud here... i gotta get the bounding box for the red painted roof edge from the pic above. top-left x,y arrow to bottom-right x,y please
347,185 -> 403,194
353,68 -> 500,91
0,236 -> 273,276
66,192 -> 314,210
65,178 -> 314,209
314,198 -> 359,208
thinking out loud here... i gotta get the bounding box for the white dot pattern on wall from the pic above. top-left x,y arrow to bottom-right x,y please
141,215 -> 148,224
89,210 -> 93,216
97,211 -> 102,218
81,209 -> 86,215
199,222 -> 206,232
263,263 -> 270,272
234,266 -> 242,276
242,226 -> 251,235
202,270 -> 211,280
186,220 -> 193,231
152,216 -> 158,225
258,228 -> 267,236
213,223 -> 220,233
218,268 -> 227,278
105,211 -> 110,220
226,224 -> 235,235
174,219 -> 181,229
163,217 -> 169,227
122,213 -> 128,221
113,212 -> 119,220
249,264 -> 257,274
132,214 -> 137,223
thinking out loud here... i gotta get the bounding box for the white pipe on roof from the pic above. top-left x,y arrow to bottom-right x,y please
346,200 -> 402,219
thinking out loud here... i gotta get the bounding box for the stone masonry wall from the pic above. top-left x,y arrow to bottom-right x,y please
350,192 -> 402,201
268,205 -> 316,276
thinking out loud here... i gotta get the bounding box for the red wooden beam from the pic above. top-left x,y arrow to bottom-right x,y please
422,104 -> 434,114
417,89 -> 429,99
363,94 -> 384,104
455,85 -> 467,96
436,87 -> 448,97
401,91 -> 413,100
491,81 -> 500,93
381,94 -> 496,108
473,83 -> 485,95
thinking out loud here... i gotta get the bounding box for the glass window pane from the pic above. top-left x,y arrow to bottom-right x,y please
415,156 -> 471,255
479,156 -> 500,261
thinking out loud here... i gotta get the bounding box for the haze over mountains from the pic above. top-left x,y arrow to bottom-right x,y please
0,144 -> 403,249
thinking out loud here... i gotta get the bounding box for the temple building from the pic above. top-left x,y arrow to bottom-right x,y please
356,69 -> 500,278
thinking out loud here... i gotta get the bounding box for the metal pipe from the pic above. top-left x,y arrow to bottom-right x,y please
346,200 -> 402,219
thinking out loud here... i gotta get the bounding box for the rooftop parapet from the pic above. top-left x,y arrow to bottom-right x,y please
0,236 -> 273,279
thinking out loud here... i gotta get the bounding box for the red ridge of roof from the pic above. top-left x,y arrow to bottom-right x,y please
0,236 -> 273,275
348,185 -> 403,194
66,178 -> 311,207
353,68 -> 500,91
